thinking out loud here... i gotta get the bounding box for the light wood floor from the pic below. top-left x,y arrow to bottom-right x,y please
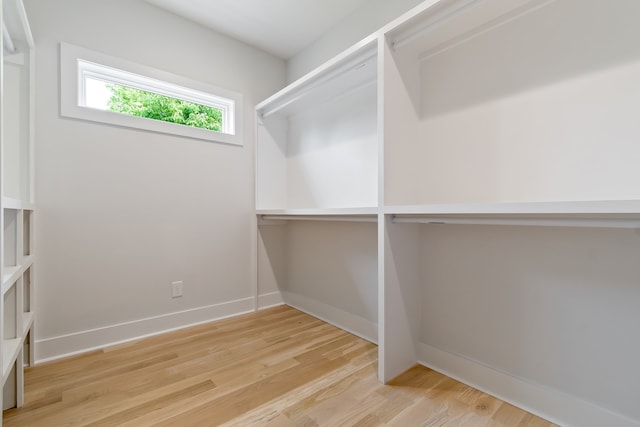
4,306 -> 557,426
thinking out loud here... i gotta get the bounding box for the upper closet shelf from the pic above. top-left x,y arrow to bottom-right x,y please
256,35 -> 377,119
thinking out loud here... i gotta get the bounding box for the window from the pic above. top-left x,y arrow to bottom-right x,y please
60,43 -> 242,145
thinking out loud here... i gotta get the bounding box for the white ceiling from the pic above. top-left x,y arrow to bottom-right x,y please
144,0 -> 371,59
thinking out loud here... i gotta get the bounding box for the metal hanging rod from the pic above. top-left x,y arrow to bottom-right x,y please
259,49 -> 377,119
390,0 -> 482,52
391,216 -> 640,229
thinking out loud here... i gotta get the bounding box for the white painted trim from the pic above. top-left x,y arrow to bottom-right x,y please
59,42 -> 243,146
282,291 -> 377,344
417,342 -> 640,427
257,292 -> 285,310
35,297 -> 255,363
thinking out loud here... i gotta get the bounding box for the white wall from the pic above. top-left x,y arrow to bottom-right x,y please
25,0 -> 286,361
420,224 -> 640,423
258,221 -> 378,342
287,0 -> 424,82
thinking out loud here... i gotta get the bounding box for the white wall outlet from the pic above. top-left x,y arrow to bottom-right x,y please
171,281 -> 183,298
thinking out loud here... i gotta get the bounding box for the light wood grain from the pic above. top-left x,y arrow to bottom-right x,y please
3,306 -> 557,426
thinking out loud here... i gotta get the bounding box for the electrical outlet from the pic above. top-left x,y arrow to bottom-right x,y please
171,281 -> 183,298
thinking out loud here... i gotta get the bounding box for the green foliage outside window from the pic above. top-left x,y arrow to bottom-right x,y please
107,84 -> 223,132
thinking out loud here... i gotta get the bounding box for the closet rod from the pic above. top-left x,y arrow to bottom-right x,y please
259,50 -> 376,119
261,215 -> 377,223
392,216 -> 640,229
390,0 -> 482,51
3,20 -> 16,53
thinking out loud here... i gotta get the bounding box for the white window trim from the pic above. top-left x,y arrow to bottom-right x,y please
60,42 -> 243,145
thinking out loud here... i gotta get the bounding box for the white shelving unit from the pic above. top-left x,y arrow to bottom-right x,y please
256,0 -> 640,426
256,36 -> 379,212
256,36 -> 380,340
1,0 -> 35,417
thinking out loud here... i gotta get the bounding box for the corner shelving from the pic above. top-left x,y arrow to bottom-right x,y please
1,0 -> 35,416
256,0 -> 640,426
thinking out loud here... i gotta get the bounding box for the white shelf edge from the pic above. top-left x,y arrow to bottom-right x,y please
2,338 -> 22,383
2,258 -> 33,294
2,197 -> 35,210
257,207 -> 379,216
384,200 -> 640,215
2,196 -> 23,210
22,312 -> 34,336
2,266 -> 22,294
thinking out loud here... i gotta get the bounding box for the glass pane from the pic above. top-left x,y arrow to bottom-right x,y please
85,79 -> 223,132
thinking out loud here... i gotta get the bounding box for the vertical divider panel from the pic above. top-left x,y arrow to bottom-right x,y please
379,33 -> 423,382
380,215 -> 422,383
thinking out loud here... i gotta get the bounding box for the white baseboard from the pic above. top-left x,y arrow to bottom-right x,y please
417,342 -> 639,427
257,291 -> 285,310
281,291 -> 377,344
36,297 -> 255,363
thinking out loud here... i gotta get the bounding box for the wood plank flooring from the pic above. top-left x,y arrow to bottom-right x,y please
3,306 -> 557,426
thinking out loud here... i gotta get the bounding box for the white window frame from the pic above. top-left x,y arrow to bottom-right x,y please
60,42 -> 243,145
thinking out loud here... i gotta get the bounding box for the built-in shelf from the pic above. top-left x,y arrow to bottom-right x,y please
256,36 -> 378,212
1,339 -> 21,383
2,256 -> 33,295
2,267 -> 22,295
2,0 -> 36,416
255,0 -> 640,425
1,198 -> 22,211
385,200 -> 640,215
21,313 -> 33,337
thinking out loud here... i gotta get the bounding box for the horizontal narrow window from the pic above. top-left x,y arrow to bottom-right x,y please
60,43 -> 243,145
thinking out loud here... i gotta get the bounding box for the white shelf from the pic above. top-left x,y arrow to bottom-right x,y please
258,207 -> 378,216
1,197 -> 34,211
21,312 -> 34,337
2,267 -> 22,295
1,339 -> 21,383
2,198 -> 22,210
385,200 -> 640,215
2,0 -> 36,415
2,256 -> 33,295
